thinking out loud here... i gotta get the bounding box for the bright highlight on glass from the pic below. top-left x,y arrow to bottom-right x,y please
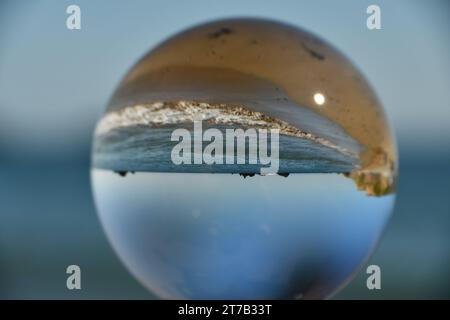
314,93 -> 326,105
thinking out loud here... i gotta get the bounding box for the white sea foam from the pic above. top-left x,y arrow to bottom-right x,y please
95,101 -> 358,159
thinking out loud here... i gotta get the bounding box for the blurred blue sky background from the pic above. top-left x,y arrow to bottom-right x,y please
0,0 -> 449,298
1,0 -> 449,159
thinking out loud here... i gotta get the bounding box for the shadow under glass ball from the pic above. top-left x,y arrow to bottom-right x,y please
91,18 -> 397,299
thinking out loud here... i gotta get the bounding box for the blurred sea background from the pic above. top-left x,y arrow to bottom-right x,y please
0,0 -> 449,299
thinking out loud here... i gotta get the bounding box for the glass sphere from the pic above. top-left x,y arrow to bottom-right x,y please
91,18 -> 397,299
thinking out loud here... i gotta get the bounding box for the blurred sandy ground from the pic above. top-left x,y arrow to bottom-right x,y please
0,0 -> 449,298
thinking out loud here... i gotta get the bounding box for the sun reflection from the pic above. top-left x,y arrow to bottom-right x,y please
313,93 -> 325,105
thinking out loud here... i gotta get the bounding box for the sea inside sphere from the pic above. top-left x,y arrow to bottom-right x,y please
91,18 -> 397,299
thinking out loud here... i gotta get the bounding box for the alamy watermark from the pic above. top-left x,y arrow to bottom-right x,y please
367,5 -> 381,30
66,5 -> 81,30
366,265 -> 381,290
170,120 -> 280,175
66,265 -> 81,290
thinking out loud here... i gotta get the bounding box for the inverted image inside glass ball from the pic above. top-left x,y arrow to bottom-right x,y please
91,18 -> 397,299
